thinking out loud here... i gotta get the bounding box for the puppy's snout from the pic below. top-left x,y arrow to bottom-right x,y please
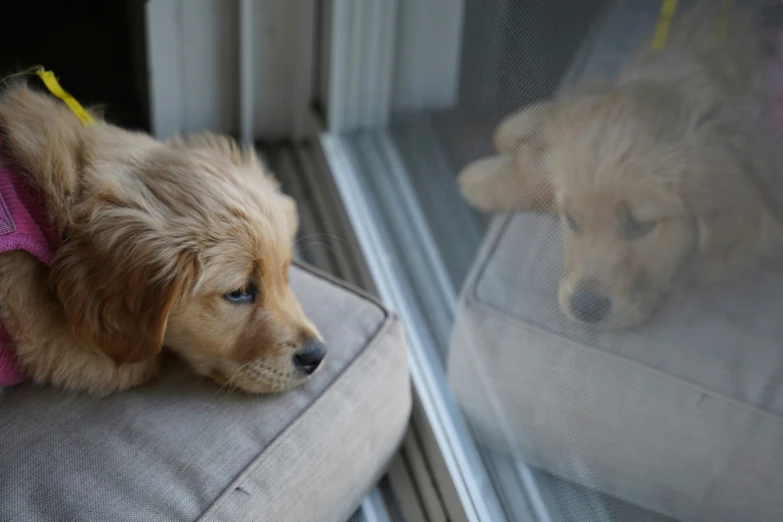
293,338 -> 326,375
570,284 -> 611,324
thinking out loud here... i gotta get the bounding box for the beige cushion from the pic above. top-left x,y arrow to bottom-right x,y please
0,265 -> 410,522
448,215 -> 783,522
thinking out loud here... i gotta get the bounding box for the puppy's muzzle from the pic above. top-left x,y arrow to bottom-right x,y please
293,338 -> 326,375
570,282 -> 611,324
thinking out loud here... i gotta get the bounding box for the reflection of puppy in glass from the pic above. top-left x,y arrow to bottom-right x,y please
459,8 -> 783,329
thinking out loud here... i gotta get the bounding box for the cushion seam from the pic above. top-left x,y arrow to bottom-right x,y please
462,297 -> 783,423
197,315 -> 403,520
293,261 -> 392,322
465,216 -> 783,421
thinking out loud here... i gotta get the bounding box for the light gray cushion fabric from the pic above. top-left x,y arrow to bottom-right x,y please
448,215 -> 783,522
0,265 -> 411,522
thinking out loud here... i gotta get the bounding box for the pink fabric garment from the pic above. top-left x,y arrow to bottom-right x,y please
0,149 -> 60,386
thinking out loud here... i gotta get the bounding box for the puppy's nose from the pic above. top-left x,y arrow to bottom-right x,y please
570,285 -> 611,324
293,339 -> 326,375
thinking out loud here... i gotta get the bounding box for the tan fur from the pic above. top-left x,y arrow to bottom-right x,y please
0,83 -> 321,395
458,7 -> 783,329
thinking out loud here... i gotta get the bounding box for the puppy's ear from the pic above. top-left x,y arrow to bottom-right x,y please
51,209 -> 198,365
458,149 -> 554,214
493,100 -> 554,154
685,175 -> 783,280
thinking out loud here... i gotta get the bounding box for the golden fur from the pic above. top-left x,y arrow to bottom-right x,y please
458,8 -> 783,329
0,83 -> 323,395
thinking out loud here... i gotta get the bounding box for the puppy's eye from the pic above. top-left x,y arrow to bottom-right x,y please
564,212 -> 580,233
223,283 -> 257,304
624,213 -> 657,240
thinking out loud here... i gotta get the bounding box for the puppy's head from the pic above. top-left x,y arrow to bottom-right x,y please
157,134 -> 324,393
0,85 -> 324,392
459,85 -> 782,329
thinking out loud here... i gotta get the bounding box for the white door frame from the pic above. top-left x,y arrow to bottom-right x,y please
145,0 -> 465,138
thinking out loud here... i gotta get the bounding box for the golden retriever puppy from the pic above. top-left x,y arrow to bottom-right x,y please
458,7 -> 783,329
0,83 -> 325,395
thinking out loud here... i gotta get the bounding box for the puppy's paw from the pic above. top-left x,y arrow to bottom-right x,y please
493,101 -> 553,154
458,155 -> 516,212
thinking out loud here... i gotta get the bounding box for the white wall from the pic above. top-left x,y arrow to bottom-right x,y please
146,0 -> 464,139
392,0 -> 465,114
146,0 -> 315,140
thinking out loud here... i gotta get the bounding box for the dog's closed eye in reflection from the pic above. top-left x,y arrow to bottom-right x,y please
459,8 -> 783,329
0,83 -> 325,395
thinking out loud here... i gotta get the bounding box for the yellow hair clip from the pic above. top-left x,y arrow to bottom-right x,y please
34,68 -> 94,126
651,0 -> 678,51
651,0 -> 733,52
0,65 -> 94,126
